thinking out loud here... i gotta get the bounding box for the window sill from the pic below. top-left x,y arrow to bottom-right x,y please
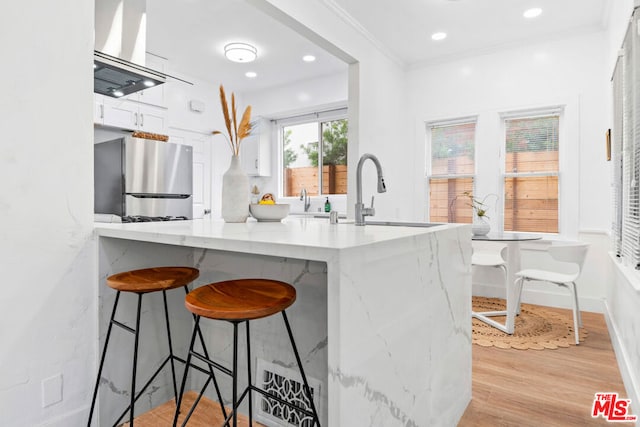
609,252 -> 640,293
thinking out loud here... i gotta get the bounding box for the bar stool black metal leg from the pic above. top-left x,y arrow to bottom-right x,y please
173,316 -> 200,427
246,320 -> 253,426
87,291 -> 122,427
282,310 -> 321,427
181,286 -> 229,425
129,293 -> 143,427
162,290 -> 179,401
232,321 -> 239,427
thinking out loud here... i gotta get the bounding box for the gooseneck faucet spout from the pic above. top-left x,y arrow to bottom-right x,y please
355,153 -> 386,226
300,188 -> 311,212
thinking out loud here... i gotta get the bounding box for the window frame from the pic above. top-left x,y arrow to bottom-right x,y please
425,116 -> 478,223
499,106 -> 565,235
276,107 -> 348,201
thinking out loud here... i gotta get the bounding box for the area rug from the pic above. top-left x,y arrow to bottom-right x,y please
472,296 -> 587,350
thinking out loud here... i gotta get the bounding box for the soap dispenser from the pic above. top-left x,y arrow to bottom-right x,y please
324,197 -> 331,212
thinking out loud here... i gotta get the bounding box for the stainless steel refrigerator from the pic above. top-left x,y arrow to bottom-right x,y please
94,136 -> 193,220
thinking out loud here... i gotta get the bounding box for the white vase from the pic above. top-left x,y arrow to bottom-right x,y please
221,155 -> 249,223
472,215 -> 490,236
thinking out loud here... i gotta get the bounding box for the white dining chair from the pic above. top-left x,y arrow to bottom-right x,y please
472,240 -> 508,285
513,242 -> 590,345
471,241 -> 510,329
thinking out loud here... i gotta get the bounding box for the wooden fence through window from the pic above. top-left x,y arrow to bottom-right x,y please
284,165 -> 348,196
429,151 -> 559,232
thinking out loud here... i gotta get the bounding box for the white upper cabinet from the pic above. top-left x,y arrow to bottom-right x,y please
241,117 -> 272,176
126,53 -> 167,108
94,53 -> 168,134
96,97 -> 168,135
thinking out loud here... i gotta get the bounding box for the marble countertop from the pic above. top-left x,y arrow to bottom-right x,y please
94,217 -> 460,261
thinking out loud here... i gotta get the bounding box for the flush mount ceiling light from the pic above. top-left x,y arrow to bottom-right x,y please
224,43 -> 257,63
523,8 -> 542,18
245,71 -> 257,78
302,55 -> 316,62
431,32 -> 447,41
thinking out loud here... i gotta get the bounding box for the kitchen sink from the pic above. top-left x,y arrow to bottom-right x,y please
365,220 -> 442,228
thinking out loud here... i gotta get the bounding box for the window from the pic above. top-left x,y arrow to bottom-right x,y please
280,111 -> 348,197
503,113 -> 559,233
612,11 -> 640,269
427,120 -> 476,223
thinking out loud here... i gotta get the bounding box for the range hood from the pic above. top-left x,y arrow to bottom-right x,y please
94,50 -> 166,98
94,0 -> 190,98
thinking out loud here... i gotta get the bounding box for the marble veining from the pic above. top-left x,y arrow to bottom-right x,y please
94,218 -> 471,426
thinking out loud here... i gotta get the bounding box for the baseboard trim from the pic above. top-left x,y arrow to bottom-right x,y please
37,405 -> 88,427
472,283 -> 604,313
603,299 -> 640,420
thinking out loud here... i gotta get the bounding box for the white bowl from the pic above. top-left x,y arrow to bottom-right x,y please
249,203 -> 290,222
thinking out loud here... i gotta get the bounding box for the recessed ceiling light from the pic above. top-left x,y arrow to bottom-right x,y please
523,8 -> 542,19
224,42 -> 257,63
302,55 -> 316,62
245,71 -> 257,78
431,32 -> 447,41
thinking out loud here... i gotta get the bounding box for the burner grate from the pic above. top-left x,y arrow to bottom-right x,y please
122,215 -> 189,223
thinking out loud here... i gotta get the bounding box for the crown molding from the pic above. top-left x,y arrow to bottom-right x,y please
320,0 -> 406,69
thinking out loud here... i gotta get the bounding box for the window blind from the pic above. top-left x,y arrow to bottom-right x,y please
428,121 -> 476,223
620,13 -> 640,268
504,114 -> 559,233
612,49 -> 624,257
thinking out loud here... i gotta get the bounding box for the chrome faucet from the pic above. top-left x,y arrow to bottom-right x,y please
355,153 -> 386,226
300,188 -> 311,212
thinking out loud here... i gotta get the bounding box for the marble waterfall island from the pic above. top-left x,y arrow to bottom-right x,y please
94,217 -> 472,426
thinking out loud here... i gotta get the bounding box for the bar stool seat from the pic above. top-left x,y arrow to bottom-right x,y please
174,278 -> 320,427
185,279 -> 296,320
89,266 -> 222,427
107,266 -> 199,293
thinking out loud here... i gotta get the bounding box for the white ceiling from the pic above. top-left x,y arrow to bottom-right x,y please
146,0 -> 609,92
330,0 -> 609,67
146,0 -> 348,92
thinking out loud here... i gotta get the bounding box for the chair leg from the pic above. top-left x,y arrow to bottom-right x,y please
129,293 -> 143,426
87,291 -> 122,427
162,290 -> 179,402
246,320 -> 253,426
281,311 -> 321,427
181,286 -> 229,425
172,316 -> 200,427
568,282 -> 580,345
571,281 -> 583,327
514,277 -> 525,315
232,322 -> 239,427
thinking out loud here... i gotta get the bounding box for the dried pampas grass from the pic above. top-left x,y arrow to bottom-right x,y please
212,85 -> 252,156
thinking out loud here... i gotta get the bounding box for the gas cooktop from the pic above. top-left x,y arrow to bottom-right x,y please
121,215 -> 189,223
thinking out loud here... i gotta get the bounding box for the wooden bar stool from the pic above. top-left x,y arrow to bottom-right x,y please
172,279 -> 321,427
87,267 -> 227,427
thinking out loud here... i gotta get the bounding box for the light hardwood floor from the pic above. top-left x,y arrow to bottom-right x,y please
122,308 -> 631,426
458,308 -> 633,426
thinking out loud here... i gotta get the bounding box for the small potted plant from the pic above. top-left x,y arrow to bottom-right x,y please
456,191 -> 497,236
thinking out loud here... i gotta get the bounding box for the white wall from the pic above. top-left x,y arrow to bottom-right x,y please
257,0 -> 409,220
405,31 -> 610,311
603,0 -> 640,413
242,71 -> 349,213
0,1 -> 95,426
407,31 -> 610,233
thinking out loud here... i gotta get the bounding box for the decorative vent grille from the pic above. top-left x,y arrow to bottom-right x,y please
254,359 -> 322,427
